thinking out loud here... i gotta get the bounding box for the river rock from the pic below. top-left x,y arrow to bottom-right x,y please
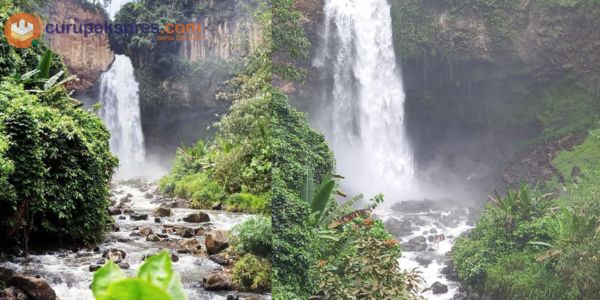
179,227 -> 194,238
431,281 -> 448,294
205,230 -> 229,254
118,262 -> 130,269
154,207 -> 172,217
108,207 -> 121,215
89,265 -> 101,272
130,213 -> 148,221
385,218 -> 418,237
0,287 -> 28,300
8,274 -> 57,300
194,227 -> 206,236
118,215 -> 126,220
95,258 -> 106,265
401,236 -> 427,251
209,253 -> 233,266
139,227 -> 153,236
415,255 -> 433,267
102,248 -> 126,262
180,238 -> 202,253
183,212 -> 210,223
154,217 -> 161,223
144,192 -> 154,199
202,272 -> 233,291
170,253 -> 179,262
146,234 -> 161,242
211,202 -> 223,210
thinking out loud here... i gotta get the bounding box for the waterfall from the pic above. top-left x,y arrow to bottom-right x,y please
99,55 -> 146,179
315,0 -> 414,198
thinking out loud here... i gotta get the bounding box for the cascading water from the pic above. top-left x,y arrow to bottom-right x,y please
98,0 -> 145,179
99,55 -> 146,179
315,0 -> 414,198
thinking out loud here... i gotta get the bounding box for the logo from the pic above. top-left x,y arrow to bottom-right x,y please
4,13 -> 43,48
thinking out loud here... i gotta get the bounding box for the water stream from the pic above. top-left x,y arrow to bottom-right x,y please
0,180 -> 266,300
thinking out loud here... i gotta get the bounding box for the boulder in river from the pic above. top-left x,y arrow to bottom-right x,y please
183,212 -> 210,223
209,253 -> 233,266
431,281 -> 448,294
108,207 -> 121,215
154,207 -> 172,217
8,274 -> 57,300
401,236 -> 427,251
211,202 -> 223,210
205,230 -> 229,254
146,234 -> 161,242
385,218 -> 418,237
102,248 -> 126,262
139,227 -> 153,236
203,272 -> 233,291
144,192 -> 154,199
130,213 -> 148,221
89,265 -> 101,272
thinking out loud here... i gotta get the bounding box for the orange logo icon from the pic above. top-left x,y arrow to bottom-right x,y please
4,13 -> 43,48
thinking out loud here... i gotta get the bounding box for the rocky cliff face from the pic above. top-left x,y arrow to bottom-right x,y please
42,0 -> 114,91
179,15 -> 262,61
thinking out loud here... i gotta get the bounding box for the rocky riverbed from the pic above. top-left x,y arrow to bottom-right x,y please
0,179 -> 270,300
377,199 -> 476,300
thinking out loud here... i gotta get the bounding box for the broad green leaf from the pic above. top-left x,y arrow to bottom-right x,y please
35,50 -> 52,81
98,278 -> 172,300
312,176 -> 335,218
300,167 -> 315,205
92,261 -> 125,299
137,251 -> 173,290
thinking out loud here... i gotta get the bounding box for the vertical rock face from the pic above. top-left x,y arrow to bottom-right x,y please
42,0 -> 114,91
178,1 -> 262,61
179,16 -> 262,61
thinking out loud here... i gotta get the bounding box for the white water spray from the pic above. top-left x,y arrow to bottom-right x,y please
315,0 -> 414,198
99,55 -> 146,179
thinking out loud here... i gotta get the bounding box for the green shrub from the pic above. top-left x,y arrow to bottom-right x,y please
171,173 -> 225,208
0,80 -> 117,245
225,193 -> 270,213
232,254 -> 272,292
313,218 -> 418,299
92,251 -> 186,300
231,216 -> 272,257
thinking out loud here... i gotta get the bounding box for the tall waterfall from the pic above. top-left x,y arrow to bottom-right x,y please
315,0 -> 414,197
99,55 -> 146,179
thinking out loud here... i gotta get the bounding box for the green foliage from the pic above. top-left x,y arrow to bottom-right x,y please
271,0 -> 310,80
0,78 -> 117,246
552,128 -> 600,181
313,218 -> 418,299
232,254 -> 272,292
231,216 -> 272,257
454,159 -> 600,299
225,193 -> 270,213
92,251 -> 186,300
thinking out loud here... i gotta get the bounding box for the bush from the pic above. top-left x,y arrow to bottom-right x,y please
232,254 -> 272,292
225,193 -> 270,213
231,216 -> 272,257
312,218 -> 417,299
171,173 -> 225,208
0,80 -> 117,245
